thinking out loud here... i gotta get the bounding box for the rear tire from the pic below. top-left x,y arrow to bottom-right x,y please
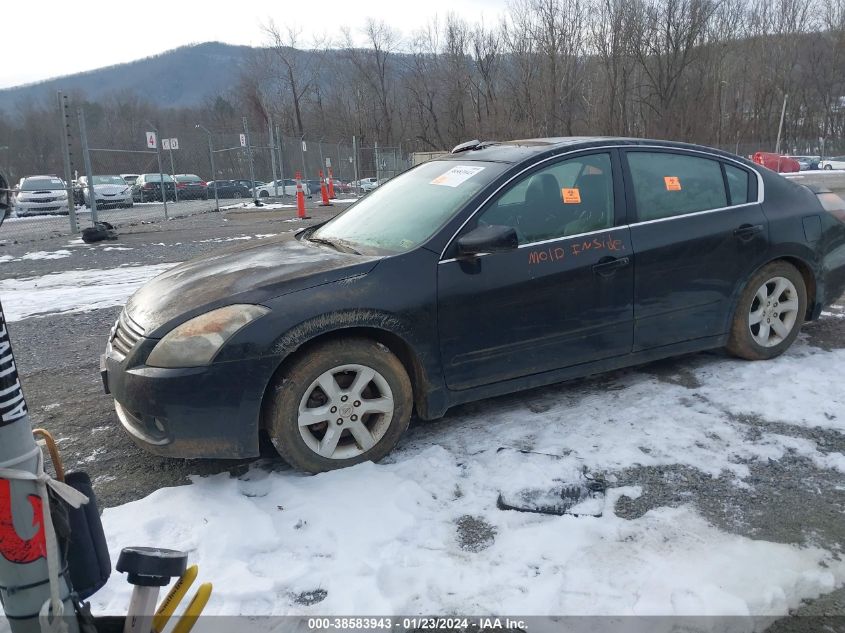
726,261 -> 807,360
265,338 -> 412,473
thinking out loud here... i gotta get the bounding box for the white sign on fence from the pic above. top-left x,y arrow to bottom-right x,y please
301,141 -> 307,152
325,157 -> 331,168
162,138 -> 171,151
170,138 -> 179,150
240,134 -> 247,147
146,131 -> 157,149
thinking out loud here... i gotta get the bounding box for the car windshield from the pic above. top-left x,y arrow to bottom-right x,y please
312,160 -> 506,253
21,177 -> 64,190
144,174 -> 174,182
176,175 -> 202,183
93,175 -> 125,185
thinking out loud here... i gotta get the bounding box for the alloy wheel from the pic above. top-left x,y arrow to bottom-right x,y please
748,276 -> 800,347
297,364 -> 394,459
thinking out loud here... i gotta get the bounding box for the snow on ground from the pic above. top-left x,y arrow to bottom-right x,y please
0,249 -> 73,263
0,263 -> 178,321
88,333 -> 845,619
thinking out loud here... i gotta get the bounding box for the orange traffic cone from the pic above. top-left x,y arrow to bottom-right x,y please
319,170 -> 332,207
295,171 -> 309,219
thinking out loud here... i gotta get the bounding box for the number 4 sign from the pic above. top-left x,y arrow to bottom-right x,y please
146,131 -> 157,149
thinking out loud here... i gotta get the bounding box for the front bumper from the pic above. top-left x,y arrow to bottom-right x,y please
101,348 -> 279,459
15,199 -> 69,215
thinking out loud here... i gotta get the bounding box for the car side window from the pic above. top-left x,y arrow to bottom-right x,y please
724,164 -> 750,205
627,151 -> 728,221
477,153 -> 614,245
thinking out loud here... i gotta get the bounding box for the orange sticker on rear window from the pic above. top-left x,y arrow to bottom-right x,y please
664,176 -> 681,191
562,188 -> 581,204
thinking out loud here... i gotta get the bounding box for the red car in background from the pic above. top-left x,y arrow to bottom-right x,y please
752,152 -> 800,173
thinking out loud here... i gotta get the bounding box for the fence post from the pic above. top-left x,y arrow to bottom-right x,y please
57,91 -> 77,233
300,136 -> 307,182
168,147 -> 179,203
276,126 -> 285,189
77,107 -> 98,225
269,120 -> 278,198
243,117 -> 257,204
352,136 -> 360,196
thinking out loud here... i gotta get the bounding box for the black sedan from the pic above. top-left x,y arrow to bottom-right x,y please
101,137 -> 845,473
207,180 -> 249,199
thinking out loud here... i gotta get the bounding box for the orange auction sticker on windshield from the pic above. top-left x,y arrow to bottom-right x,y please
561,188 -> 581,204
664,176 -> 681,191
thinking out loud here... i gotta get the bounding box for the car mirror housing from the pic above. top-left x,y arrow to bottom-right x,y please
457,224 -> 519,257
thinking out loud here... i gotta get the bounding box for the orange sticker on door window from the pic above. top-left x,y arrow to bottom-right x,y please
664,176 -> 681,191
562,188 -> 581,204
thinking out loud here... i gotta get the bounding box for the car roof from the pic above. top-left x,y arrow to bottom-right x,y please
437,137 -> 756,166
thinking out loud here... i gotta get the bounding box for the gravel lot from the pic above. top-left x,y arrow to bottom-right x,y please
1,197 -> 844,625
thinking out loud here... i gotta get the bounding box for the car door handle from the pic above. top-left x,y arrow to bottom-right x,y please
733,224 -> 763,240
592,256 -> 630,276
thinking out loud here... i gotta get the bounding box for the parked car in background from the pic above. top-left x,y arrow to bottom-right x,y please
751,152 -> 800,173
255,180 -> 308,197
305,179 -> 323,198
78,175 -> 133,208
132,173 -> 176,202
820,156 -> 845,170
174,174 -> 209,200
13,175 -> 69,216
357,177 -> 379,192
0,171 -> 11,221
789,155 -> 821,170
207,180 -> 249,199
233,179 -> 265,196
121,174 -> 140,186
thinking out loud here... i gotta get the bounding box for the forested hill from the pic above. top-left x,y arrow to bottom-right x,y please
0,42 -> 253,113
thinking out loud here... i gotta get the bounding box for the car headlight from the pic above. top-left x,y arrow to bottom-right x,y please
146,304 -> 270,368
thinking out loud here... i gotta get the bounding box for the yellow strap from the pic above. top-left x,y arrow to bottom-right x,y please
152,565 -> 198,633
170,583 -> 213,633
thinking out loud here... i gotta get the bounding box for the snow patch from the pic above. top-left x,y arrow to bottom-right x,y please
0,263 -> 179,321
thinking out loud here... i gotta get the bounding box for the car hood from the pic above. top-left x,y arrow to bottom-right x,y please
126,233 -> 380,335
93,184 -> 129,194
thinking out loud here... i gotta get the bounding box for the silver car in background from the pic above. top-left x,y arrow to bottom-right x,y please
78,175 -> 133,208
13,175 -> 69,216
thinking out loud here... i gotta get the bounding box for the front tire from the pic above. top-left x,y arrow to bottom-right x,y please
265,338 -> 412,473
824,164 -> 833,170
726,261 -> 806,360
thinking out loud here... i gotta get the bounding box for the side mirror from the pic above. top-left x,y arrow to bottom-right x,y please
457,224 -> 519,257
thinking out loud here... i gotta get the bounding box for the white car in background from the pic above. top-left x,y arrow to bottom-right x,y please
820,156 -> 845,170
357,177 -> 379,192
255,179 -> 310,198
13,175 -> 69,216
78,175 -> 133,208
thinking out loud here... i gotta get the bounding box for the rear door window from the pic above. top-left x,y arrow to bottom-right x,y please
724,164 -> 750,205
627,151 -> 728,221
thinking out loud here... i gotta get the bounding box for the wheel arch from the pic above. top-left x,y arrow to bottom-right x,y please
774,255 -> 817,320
259,316 -> 432,433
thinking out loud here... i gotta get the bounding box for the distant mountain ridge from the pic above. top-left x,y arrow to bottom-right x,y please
0,42 -> 253,114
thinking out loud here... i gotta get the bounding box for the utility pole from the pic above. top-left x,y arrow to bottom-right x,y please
77,107 -> 98,224
775,93 -> 788,155
243,117 -> 258,204
57,91 -> 77,233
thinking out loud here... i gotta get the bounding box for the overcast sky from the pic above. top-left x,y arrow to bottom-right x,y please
1,0 -> 509,89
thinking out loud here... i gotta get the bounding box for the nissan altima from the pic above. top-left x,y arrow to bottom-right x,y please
101,137 -> 845,473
